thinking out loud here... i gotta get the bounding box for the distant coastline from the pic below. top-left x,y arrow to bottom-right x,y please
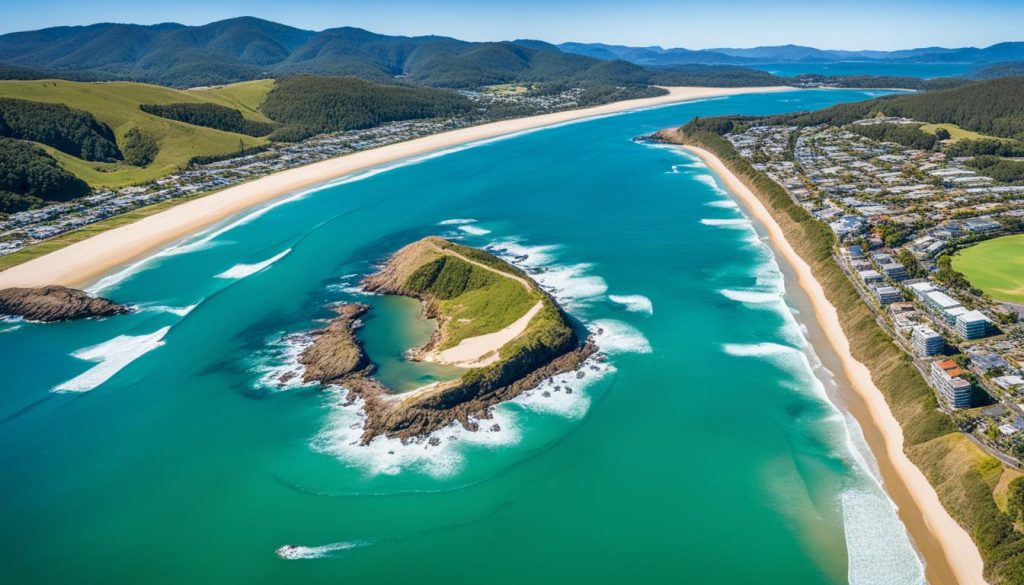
0,85 -> 793,290
673,140 -> 987,585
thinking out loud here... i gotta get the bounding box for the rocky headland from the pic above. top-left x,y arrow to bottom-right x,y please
294,237 -> 596,443
0,285 -> 131,322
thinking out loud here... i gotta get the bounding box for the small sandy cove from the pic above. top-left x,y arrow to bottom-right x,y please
0,86 -> 791,289
420,243 -> 541,368
685,145 -> 987,585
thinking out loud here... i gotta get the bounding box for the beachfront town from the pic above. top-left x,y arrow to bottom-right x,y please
0,86 -> 592,256
726,118 -> 1024,464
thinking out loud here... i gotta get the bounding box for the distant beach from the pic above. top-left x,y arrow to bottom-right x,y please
0,85 -> 792,289
684,145 -> 987,585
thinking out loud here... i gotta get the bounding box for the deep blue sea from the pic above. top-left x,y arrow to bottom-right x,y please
0,89 -> 927,584
752,61 -> 974,78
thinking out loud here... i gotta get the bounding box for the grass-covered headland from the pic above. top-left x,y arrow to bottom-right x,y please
300,236 -> 591,442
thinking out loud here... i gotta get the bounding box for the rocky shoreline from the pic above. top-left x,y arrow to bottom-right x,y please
287,237 -> 597,443
0,285 -> 130,322
291,300 -> 598,444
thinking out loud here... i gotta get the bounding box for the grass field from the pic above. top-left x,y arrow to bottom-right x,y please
0,79 -> 275,188
953,234 -> 1024,303
920,122 -> 1005,143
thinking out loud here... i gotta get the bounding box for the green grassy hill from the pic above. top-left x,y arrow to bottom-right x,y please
0,79 -> 273,188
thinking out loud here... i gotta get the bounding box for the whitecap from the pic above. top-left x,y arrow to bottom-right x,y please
276,541 -> 366,560
513,355 -> 614,418
54,326 -> 170,392
252,332 -> 319,392
705,199 -> 739,209
721,341 -> 799,358
313,389 -> 522,478
608,294 -> 654,315
458,225 -> 491,236
531,264 -> 608,307
591,319 -> 652,354
700,218 -> 751,228
487,239 -> 560,268
141,303 -> 198,317
719,289 -> 781,305
438,218 -> 477,225
216,249 -> 291,280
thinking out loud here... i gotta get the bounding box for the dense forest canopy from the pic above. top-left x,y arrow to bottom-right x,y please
0,97 -> 121,161
760,77 -> 1024,140
260,76 -> 474,137
846,123 -> 938,150
0,136 -> 91,213
139,102 -> 274,136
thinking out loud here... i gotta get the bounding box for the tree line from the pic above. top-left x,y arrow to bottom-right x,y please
0,137 -> 90,213
140,102 -> 274,137
0,97 -> 121,161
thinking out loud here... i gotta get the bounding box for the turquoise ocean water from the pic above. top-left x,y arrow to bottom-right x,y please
0,90 -> 928,584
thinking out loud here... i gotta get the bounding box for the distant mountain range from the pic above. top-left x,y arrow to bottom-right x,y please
0,17 -> 763,89
1,17 -> 1022,90
557,41 -> 1024,67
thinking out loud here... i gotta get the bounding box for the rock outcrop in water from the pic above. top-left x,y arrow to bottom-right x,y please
299,303 -> 372,383
296,237 -> 596,443
0,285 -> 130,322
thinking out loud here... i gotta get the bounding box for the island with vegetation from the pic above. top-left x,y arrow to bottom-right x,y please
291,236 -> 595,442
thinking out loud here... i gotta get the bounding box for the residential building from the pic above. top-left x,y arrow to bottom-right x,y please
912,326 -> 944,357
931,359 -> 973,409
956,310 -> 992,340
874,285 -> 903,305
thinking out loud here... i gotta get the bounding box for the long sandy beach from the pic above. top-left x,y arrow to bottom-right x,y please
684,145 -> 987,585
0,85 -> 791,289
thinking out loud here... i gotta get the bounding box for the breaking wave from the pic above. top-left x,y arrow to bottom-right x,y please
458,225 -> 491,236
54,326 -> 170,392
438,218 -> 477,225
591,319 -> 652,354
608,294 -> 654,315
700,218 -> 751,228
216,249 -> 291,280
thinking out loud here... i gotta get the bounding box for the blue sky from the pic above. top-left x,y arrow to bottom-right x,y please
0,0 -> 1020,49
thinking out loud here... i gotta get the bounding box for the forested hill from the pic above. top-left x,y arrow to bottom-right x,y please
0,17 -> 784,89
759,76 -> 1024,140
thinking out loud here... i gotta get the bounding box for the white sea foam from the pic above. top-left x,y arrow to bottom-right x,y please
0,324 -> 22,333
313,389 -> 522,477
591,319 -> 652,354
458,225 -> 491,236
87,192 -> 310,294
700,218 -> 751,228
694,173 -> 727,194
531,264 -> 608,308
514,356 -> 614,419
252,332 -> 319,392
142,303 -> 198,317
438,218 -> 477,225
842,488 -> 927,585
276,541 -> 365,559
722,341 -> 799,358
487,239 -> 560,267
608,294 -> 654,315
705,199 -> 739,208
719,288 -> 781,305
216,249 -> 291,280
54,326 -> 170,392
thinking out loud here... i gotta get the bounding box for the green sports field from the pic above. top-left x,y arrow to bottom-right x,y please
953,234 -> 1024,303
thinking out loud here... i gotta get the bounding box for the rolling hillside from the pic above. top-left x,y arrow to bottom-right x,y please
0,79 -> 273,188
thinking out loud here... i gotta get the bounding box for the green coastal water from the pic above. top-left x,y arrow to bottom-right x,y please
0,90 -> 926,584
